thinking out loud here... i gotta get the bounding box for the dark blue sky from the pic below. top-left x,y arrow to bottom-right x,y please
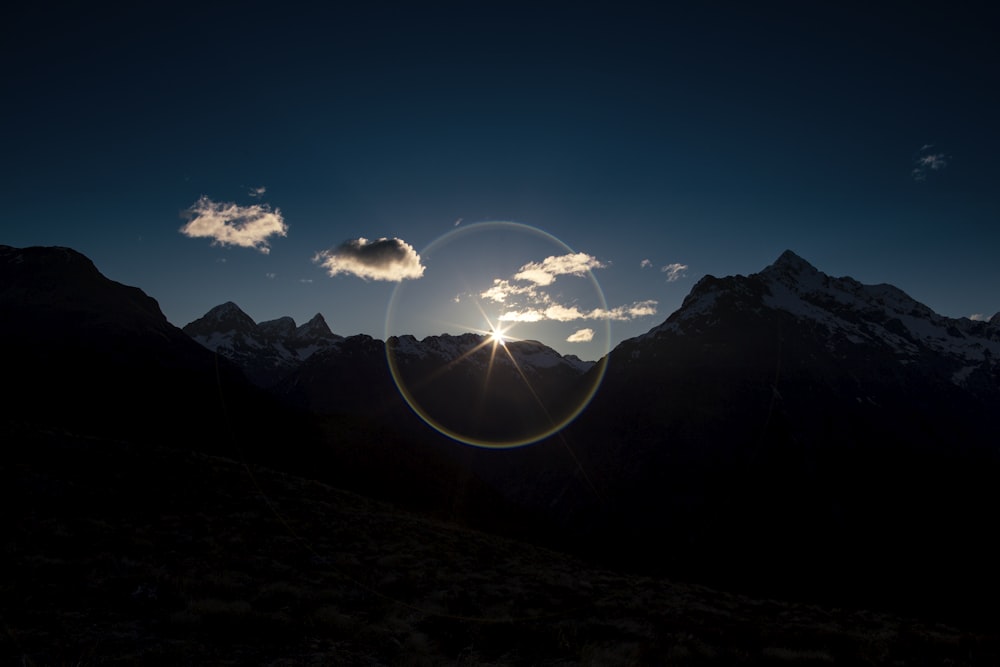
3,2 -> 998,358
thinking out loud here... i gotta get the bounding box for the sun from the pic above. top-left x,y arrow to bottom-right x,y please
489,325 -> 507,346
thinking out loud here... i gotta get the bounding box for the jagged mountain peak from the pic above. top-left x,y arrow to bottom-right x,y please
259,316 -> 297,338
635,251 -> 1000,394
769,249 -> 819,273
757,249 -> 824,293
294,313 -> 338,341
387,332 -> 594,373
183,302 -> 345,386
209,301 -> 247,316
183,301 -> 257,338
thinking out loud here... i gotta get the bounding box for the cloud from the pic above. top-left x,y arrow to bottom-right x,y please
180,195 -> 287,254
912,145 -> 950,181
661,262 -> 688,282
313,237 -> 425,281
299,279 -> 313,284
248,186 -> 267,199
265,272 -> 276,280
640,259 -> 653,269
513,252 -> 606,286
499,300 -> 657,322
970,313 -> 987,321
483,250 -> 656,324
481,279 -> 542,303
499,309 -> 545,322
567,328 -> 594,343
586,300 -> 659,320
544,304 -> 585,321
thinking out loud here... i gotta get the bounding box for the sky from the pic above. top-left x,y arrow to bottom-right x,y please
2,2 -> 998,360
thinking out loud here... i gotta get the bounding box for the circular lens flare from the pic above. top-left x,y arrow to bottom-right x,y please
385,221 -> 609,449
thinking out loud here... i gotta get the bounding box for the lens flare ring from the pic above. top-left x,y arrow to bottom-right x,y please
385,221 -> 609,449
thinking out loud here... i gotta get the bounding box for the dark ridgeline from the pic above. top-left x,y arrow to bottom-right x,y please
180,247 -> 1000,623
557,250 -> 1000,618
3,243 -> 999,662
0,244 -> 321,468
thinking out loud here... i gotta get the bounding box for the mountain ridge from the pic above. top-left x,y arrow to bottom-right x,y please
4,242 -> 999,628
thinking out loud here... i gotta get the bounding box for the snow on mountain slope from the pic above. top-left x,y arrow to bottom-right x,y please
182,303 -> 344,386
642,250 -> 999,388
186,304 -> 593,388
387,333 -> 594,375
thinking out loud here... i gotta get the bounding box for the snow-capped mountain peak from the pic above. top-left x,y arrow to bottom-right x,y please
182,304 -> 344,386
637,250 -> 999,392
258,316 -> 297,339
295,313 -> 336,341
387,333 -> 594,374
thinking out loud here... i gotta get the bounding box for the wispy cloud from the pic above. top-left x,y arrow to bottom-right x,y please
640,259 -> 653,269
513,252 -> 606,286
912,145 -> 950,181
587,300 -> 659,320
481,279 -> 540,303
499,300 -> 658,323
567,328 -> 594,343
313,237 -> 425,281
484,251 -> 657,324
969,313 -> 987,321
661,262 -> 688,282
180,195 -> 288,254
265,272 -> 276,280
248,185 -> 267,199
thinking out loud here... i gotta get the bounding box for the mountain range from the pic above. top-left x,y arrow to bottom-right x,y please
3,242 -> 999,660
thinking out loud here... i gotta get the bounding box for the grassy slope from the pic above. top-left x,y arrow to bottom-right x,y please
3,427 -> 997,666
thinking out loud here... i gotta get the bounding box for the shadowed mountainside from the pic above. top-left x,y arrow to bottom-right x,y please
5,427 -> 997,666
4,243 -> 1000,660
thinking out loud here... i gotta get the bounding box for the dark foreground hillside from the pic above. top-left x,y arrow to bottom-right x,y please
4,426 -> 997,666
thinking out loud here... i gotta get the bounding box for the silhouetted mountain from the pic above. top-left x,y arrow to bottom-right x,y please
5,243 -> 999,631
182,302 -> 343,387
499,249 -> 1000,620
187,303 -> 597,445
0,244 -> 320,463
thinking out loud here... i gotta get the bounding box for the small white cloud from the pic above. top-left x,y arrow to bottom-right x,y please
587,300 -> 658,320
567,328 -> 594,343
969,313 -> 987,321
313,237 -> 425,281
480,279 -> 543,303
640,259 -> 653,269
452,294 -> 461,303
513,252 -> 606,286
499,299 -> 657,322
912,145 -> 950,181
180,195 -> 288,254
248,185 -> 267,199
486,249 -> 655,325
499,309 -> 545,322
661,262 -> 688,282
265,272 -> 277,280
299,279 -> 313,284
544,304 -> 585,321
